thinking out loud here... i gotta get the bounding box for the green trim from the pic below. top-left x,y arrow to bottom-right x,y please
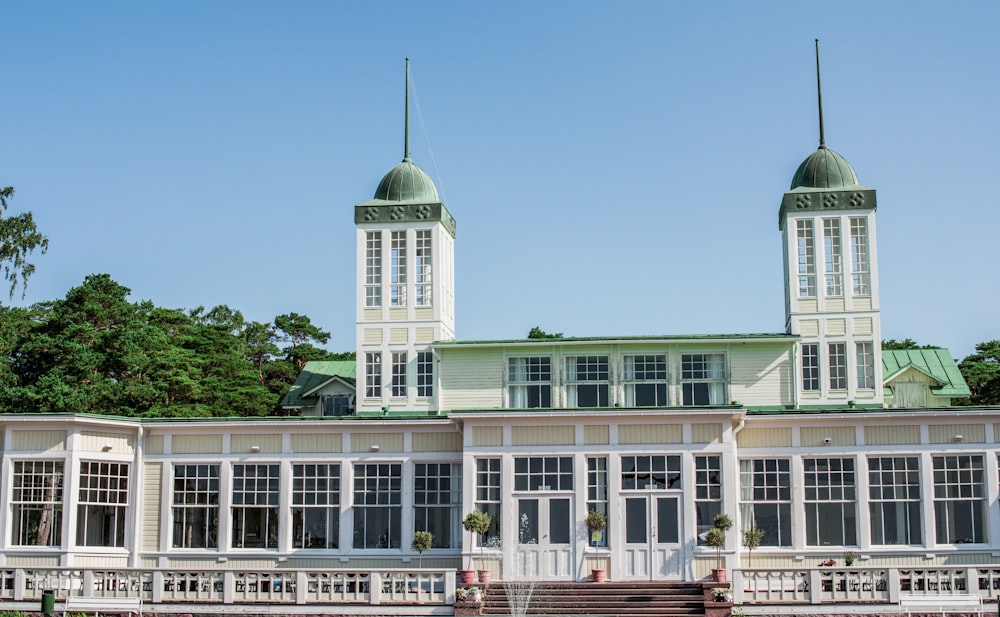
436,333 -> 797,347
779,187 -> 876,228
354,202 -> 457,237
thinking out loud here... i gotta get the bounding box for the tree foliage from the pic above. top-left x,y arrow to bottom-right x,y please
0,187 -> 49,300
527,326 -> 563,339
0,274 -> 350,417
958,340 -> 1000,406
882,338 -> 938,350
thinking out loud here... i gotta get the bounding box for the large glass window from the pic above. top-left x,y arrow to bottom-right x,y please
474,458 -> 501,548
828,343 -> 847,391
739,458 -> 791,547
587,457 -> 608,548
681,354 -> 726,405
414,463 -> 461,548
695,455 -> 721,545
365,352 -> 382,398
232,464 -> 279,549
353,463 -> 401,549
507,357 -> 551,408
415,229 -> 432,306
624,355 -> 667,406
77,461 -> 129,547
823,218 -> 842,297
292,463 -> 340,549
804,457 -> 856,546
934,455 -> 985,544
868,456 -> 921,545
390,231 -> 407,307
12,461 -> 63,546
797,219 -> 816,297
850,217 -> 870,296
621,455 -> 681,491
565,356 -> 610,407
172,464 -> 219,549
514,456 -> 574,491
856,342 -> 875,389
802,343 -> 820,391
416,351 -> 434,398
391,352 -> 407,398
365,231 -> 382,307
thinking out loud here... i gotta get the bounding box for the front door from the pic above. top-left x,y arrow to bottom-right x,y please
513,497 -> 573,579
622,495 -> 681,579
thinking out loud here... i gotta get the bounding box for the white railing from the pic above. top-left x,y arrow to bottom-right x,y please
1,567 -> 454,607
735,566 -> 1000,605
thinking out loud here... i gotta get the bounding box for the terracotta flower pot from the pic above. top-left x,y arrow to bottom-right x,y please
460,569 -> 476,585
477,569 -> 492,585
591,568 -> 606,583
712,568 -> 727,583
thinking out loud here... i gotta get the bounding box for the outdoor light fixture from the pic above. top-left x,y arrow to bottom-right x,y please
823,437 -> 832,445
250,445 -> 261,453
371,445 -> 381,452
954,435 -> 964,442
102,444 -> 113,452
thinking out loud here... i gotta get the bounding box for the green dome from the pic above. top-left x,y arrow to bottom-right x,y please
790,147 -> 859,189
373,159 -> 439,202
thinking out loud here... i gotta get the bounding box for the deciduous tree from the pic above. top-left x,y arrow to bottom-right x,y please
0,187 -> 48,300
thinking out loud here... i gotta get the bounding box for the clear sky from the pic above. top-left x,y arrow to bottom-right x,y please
2,2 -> 997,359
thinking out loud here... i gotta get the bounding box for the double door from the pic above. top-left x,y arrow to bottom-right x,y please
512,497 -> 574,579
622,495 -> 682,579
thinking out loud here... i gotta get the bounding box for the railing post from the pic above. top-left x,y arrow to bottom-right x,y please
13,568 -> 25,601
152,571 -> 163,603
809,569 -> 822,604
223,570 -> 235,604
83,570 -> 95,595
888,567 -> 901,603
370,571 -> 382,605
445,569 -> 456,604
296,571 -> 308,605
966,567 -> 980,595
732,569 -> 744,604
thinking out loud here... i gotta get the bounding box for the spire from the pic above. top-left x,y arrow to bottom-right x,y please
403,58 -> 411,162
815,39 -> 826,149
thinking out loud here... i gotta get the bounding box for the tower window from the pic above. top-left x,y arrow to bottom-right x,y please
366,232 -> 382,307
802,343 -> 820,391
365,353 -> 382,398
850,217 -> 870,296
828,343 -> 847,391
415,230 -> 432,307
796,220 -> 816,297
823,218 -> 842,297
856,342 -> 875,389
390,231 -> 407,307
417,351 -> 433,398
391,352 -> 407,398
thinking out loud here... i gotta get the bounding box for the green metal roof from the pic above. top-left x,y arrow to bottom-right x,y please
369,159 -> 440,203
435,333 -> 797,348
882,348 -> 971,398
280,360 -> 357,408
790,146 -> 859,189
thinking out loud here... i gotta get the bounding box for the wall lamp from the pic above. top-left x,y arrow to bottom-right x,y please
954,435 -> 964,443
102,444 -> 114,452
249,445 -> 261,453
370,445 -> 381,452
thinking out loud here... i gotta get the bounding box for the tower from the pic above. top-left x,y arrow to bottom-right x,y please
779,42 -> 883,407
354,60 -> 457,414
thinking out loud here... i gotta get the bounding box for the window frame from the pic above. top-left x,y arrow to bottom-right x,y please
291,463 -> 341,550
823,218 -> 843,297
353,462 -> 402,549
390,230 -> 407,307
415,229 -> 432,307
623,354 -> 668,407
868,456 -> 921,546
11,460 -> 64,547
231,463 -> 280,549
681,353 -> 726,406
565,355 -> 610,408
796,219 -> 817,297
739,458 -> 792,547
933,454 -> 985,544
803,457 -> 857,547
507,356 -> 552,409
414,462 -> 462,549
172,464 -> 220,549
365,231 -> 382,307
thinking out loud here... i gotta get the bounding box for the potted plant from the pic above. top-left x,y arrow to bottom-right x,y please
463,510 -> 492,584
843,550 -> 857,566
705,513 -> 733,583
711,586 -> 733,602
585,509 -> 608,582
456,585 -> 483,603
412,531 -> 433,568
742,525 -> 764,567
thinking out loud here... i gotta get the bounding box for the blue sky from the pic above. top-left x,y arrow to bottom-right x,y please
2,2 -> 997,359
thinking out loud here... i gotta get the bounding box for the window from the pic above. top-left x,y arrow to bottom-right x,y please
231,464 -> 279,549
417,351 -> 434,398
695,456 -> 722,544
796,219 -> 816,297
856,342 -> 875,389
828,343 -> 847,391
172,464 -> 219,549
934,455 -> 985,544
681,353 -> 726,405
292,464 -> 340,549
366,231 -> 382,307
365,352 -> 382,398
322,393 -> 354,417
507,357 -> 551,408
414,463 -> 461,548
804,457 -> 856,546
802,343 -> 820,391
565,356 -> 610,407
474,458 -> 501,548
391,352 -> 406,398
739,459 -> 791,547
415,229 -> 432,306
621,455 -> 681,491
353,463 -> 401,549
390,231 -> 406,307
868,456 -> 921,545
514,456 -> 574,491
12,461 -> 63,546
823,218 -> 842,296
624,355 -> 667,406
77,461 -> 129,547
850,217 -> 870,296
587,457 -> 609,548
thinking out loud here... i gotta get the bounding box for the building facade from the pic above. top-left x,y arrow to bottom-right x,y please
0,64 -> 995,586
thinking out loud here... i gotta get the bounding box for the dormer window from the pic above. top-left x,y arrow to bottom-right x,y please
565,356 -> 610,408
508,357 -> 551,408
321,394 -> 355,417
681,354 -> 725,405
624,355 -> 667,406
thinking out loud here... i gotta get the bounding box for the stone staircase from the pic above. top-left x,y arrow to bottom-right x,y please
477,581 -> 708,617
